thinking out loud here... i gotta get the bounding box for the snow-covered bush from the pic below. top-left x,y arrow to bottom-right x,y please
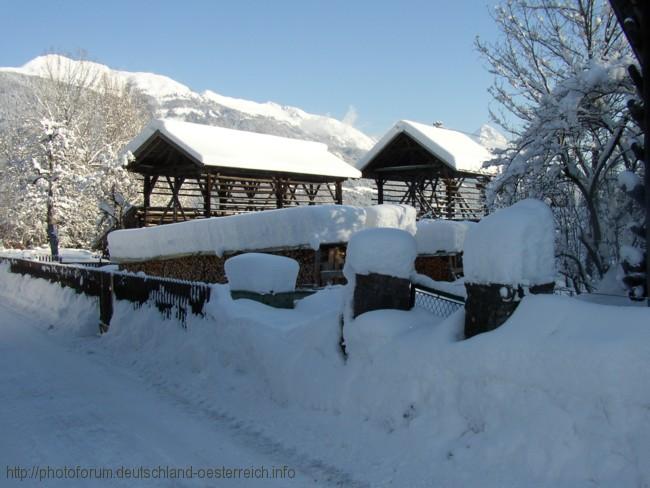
225,253 -> 299,295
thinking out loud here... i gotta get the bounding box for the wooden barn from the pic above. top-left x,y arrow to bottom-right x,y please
125,119 -> 361,227
357,120 -> 494,220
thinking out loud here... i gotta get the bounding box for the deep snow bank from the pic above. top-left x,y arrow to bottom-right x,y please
0,262 -> 97,336
2,263 -> 649,486
96,284 -> 650,486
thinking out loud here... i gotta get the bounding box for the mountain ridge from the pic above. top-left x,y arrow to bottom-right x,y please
0,55 -> 375,164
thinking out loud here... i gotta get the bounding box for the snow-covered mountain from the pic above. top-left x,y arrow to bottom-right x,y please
474,123 -> 509,151
0,55 -> 505,207
0,55 -> 375,164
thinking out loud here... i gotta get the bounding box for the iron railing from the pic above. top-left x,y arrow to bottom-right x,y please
412,284 -> 465,318
1,257 -> 212,329
2,255 -> 469,331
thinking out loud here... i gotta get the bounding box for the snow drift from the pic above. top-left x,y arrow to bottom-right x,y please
1,261 -> 649,486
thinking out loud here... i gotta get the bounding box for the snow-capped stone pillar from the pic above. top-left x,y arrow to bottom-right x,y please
463,199 -> 556,338
344,228 -> 417,318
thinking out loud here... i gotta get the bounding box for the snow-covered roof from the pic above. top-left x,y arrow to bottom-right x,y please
127,119 -> 361,179
108,204 -> 417,262
357,120 -> 495,174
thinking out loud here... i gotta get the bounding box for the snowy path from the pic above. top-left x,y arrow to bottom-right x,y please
0,304 -> 351,487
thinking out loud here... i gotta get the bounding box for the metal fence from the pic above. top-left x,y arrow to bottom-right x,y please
412,284 -> 465,318
2,255 -> 468,331
112,272 -> 211,325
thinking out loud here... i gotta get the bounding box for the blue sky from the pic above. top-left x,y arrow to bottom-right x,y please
2,0 -> 502,137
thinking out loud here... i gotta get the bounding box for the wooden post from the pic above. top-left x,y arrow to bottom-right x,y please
314,247 -> 322,287
99,272 -> 113,333
172,177 -> 179,222
143,175 -> 151,227
444,178 -> 457,220
408,180 -> 417,209
335,181 -> 343,205
204,173 -> 212,218
275,178 -> 285,208
376,178 -> 384,204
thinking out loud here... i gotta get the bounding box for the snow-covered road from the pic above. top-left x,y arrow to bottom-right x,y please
0,304 -> 316,487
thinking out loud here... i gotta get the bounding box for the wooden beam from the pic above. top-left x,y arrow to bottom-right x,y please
204,173 -> 212,218
335,181 -> 343,204
374,164 -> 434,173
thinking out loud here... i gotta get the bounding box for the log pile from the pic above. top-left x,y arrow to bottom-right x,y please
414,254 -> 462,282
120,247 -> 328,287
120,247 -> 465,286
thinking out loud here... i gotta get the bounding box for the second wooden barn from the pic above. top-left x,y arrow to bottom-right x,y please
357,120 -> 494,220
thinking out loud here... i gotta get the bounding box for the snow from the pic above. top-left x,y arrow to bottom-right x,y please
343,309 -> 427,360
2,54 -> 194,99
202,90 -> 375,152
411,273 -> 467,298
356,120 -> 496,174
108,204 -> 417,262
343,228 -> 417,280
415,219 -> 475,254
0,247 -> 103,263
620,245 -> 644,267
0,305 -> 311,487
618,170 -> 642,192
2,263 -> 650,486
0,262 -> 97,336
474,124 -> 509,151
225,253 -> 299,294
464,199 -> 556,286
127,118 -> 361,179
1,55 -> 375,167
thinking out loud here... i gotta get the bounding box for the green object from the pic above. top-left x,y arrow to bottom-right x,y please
230,289 -> 316,309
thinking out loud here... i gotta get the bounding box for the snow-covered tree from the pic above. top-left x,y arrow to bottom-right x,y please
476,0 -> 638,293
0,54 -> 149,252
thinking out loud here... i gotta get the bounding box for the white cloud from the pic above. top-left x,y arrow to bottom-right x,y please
342,105 -> 358,127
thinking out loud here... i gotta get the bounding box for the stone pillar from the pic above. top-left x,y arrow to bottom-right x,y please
462,199 -> 556,339
352,272 -> 412,318
343,228 -> 417,318
464,282 -> 554,339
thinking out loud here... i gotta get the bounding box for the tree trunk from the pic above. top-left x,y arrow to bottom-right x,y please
46,145 -> 59,260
